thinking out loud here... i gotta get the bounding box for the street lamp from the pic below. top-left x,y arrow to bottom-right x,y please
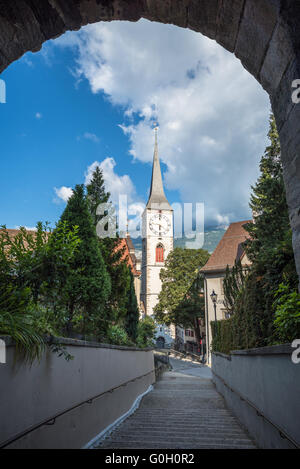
210,290 -> 218,322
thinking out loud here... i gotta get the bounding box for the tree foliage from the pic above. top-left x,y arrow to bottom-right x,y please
60,184 -> 111,336
136,316 -> 156,348
215,114 -> 299,353
125,271 -> 139,341
86,167 -> 133,325
273,283 -> 300,343
223,260 -> 248,315
0,222 -> 80,360
154,248 -> 209,329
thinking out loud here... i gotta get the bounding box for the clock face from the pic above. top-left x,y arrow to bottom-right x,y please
149,214 -> 171,236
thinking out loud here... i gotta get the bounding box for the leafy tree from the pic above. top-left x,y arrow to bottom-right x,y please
125,271 -> 139,341
154,248 -> 210,333
0,223 -> 80,361
60,185 -> 111,335
0,222 -> 80,311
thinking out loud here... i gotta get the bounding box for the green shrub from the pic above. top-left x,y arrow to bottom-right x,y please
273,283 -> 300,343
106,324 -> 131,346
211,319 -> 235,355
136,316 -> 156,348
0,286 -> 46,363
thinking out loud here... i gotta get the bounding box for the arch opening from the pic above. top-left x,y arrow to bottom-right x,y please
0,0 -> 299,284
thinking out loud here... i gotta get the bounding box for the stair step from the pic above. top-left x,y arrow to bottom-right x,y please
96,362 -> 255,450
117,427 -> 246,435
101,439 -> 255,449
103,435 -> 252,445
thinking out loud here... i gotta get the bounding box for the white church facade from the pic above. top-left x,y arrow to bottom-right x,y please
140,129 -> 176,347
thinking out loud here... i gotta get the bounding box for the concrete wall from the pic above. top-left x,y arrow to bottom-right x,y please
0,337 -> 155,449
212,345 -> 300,449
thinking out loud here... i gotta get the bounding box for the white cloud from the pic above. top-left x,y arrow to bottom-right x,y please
54,19 -> 270,225
35,112 -> 42,119
54,186 -> 73,203
77,132 -> 100,143
15,225 -> 37,232
85,158 -> 136,205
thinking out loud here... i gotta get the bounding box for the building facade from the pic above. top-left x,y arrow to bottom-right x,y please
200,220 -> 252,363
140,129 -> 175,347
117,234 -> 142,315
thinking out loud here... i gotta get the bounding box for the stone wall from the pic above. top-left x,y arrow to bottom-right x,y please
0,336 -> 155,449
212,344 -> 300,449
0,1 -> 299,284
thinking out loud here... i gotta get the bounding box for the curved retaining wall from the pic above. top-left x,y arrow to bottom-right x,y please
212,344 -> 300,449
0,337 -> 155,449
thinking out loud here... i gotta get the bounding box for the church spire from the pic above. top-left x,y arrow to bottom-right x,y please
146,127 -> 172,210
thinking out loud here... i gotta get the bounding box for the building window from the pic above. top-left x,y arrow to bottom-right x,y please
156,244 -> 164,263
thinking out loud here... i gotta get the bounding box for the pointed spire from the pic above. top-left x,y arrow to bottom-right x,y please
146,127 -> 172,210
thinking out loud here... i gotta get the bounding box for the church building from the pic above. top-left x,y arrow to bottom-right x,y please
141,128 -> 175,347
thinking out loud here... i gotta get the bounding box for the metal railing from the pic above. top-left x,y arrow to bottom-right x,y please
212,370 -> 300,449
0,369 -> 155,449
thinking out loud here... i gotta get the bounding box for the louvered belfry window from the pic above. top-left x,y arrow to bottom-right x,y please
156,244 -> 164,263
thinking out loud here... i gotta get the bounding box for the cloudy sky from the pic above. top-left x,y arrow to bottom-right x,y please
0,19 -> 270,230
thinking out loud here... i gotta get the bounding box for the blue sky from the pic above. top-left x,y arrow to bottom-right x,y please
0,19 -> 270,230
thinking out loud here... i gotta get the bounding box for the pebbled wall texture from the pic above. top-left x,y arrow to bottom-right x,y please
0,0 -> 300,285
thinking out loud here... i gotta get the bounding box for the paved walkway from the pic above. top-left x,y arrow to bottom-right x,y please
97,356 -> 255,449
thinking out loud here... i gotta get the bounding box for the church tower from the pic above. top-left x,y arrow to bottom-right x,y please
141,128 -> 174,324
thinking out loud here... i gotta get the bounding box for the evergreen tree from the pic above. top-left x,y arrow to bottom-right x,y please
60,185 -> 111,335
218,114 -> 298,351
245,114 -> 290,264
86,167 -> 132,323
86,166 -> 110,227
245,113 -> 298,303
125,271 -> 139,341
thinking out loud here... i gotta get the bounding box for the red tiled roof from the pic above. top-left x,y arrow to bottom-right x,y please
200,220 -> 251,273
116,236 -> 140,276
0,228 -> 40,250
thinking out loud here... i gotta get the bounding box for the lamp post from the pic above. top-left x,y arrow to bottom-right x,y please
210,290 -> 218,322
210,290 -> 218,346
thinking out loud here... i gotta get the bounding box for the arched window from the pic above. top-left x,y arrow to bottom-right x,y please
156,244 -> 164,263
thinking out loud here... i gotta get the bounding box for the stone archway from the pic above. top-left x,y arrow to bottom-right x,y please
0,0 -> 300,283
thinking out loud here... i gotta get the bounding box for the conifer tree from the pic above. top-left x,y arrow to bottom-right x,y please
245,114 -> 297,294
125,271 -> 139,341
60,184 -> 111,335
219,114 -> 298,351
245,114 -> 290,264
86,167 -> 132,323
86,166 -> 110,227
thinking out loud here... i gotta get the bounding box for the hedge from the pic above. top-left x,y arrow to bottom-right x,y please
211,319 -> 235,355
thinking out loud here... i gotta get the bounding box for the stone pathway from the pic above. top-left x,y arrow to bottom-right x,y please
97,356 -> 256,449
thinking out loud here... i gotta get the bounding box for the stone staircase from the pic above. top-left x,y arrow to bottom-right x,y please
97,361 -> 256,449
